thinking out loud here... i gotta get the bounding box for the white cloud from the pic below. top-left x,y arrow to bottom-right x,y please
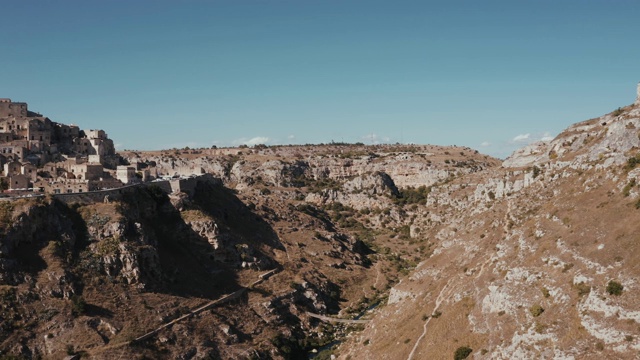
509,131 -> 555,145
246,136 -> 269,146
361,133 -> 390,144
232,136 -> 270,146
480,141 -> 491,147
512,133 -> 531,143
540,132 -> 554,142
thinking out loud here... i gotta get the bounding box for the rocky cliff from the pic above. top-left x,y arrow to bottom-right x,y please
338,103 -> 640,359
3,97 -> 640,359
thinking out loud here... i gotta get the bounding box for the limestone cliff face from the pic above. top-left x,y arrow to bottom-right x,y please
305,172 -> 399,210
129,145 -> 497,191
503,104 -> 640,169
339,102 -> 640,360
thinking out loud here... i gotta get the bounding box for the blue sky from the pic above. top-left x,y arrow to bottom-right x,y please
2,1 -> 639,158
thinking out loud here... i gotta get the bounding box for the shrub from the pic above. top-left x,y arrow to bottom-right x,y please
623,179 -> 636,197
626,153 -> 640,170
66,344 -> 75,355
541,287 -> 551,298
606,280 -> 623,296
454,346 -> 473,360
574,282 -> 591,296
71,295 -> 86,316
529,304 -> 544,317
394,185 -> 431,206
532,165 -> 541,179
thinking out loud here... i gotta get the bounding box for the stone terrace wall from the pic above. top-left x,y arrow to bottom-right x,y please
53,181 -> 172,205
0,174 -> 221,205
53,174 -> 220,205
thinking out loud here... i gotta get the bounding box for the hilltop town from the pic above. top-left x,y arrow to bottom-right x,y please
0,99 -> 200,195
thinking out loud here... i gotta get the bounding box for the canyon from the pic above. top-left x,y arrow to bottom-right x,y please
1,93 -> 640,359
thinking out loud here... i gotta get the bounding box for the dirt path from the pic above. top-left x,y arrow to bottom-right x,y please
406,278 -> 454,360
88,269 -> 279,356
306,312 -> 370,325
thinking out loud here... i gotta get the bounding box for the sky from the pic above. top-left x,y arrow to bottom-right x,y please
2,0 -> 640,158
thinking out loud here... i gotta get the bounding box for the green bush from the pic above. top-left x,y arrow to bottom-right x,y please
394,185 -> 431,206
71,295 -> 86,316
606,280 -> 623,296
454,346 -> 473,360
623,179 -> 636,197
529,304 -> 544,317
574,282 -> 591,296
541,287 -> 551,298
532,165 -> 541,179
626,153 -> 640,170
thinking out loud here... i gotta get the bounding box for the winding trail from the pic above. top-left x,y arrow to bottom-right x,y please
306,312 -> 370,325
132,269 -> 278,343
407,278 -> 454,360
405,199 -> 509,360
89,269 -> 279,356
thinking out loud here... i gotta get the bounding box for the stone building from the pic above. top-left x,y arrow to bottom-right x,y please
21,163 -> 37,181
8,174 -> 29,190
117,165 -> 137,185
0,98 -> 136,195
47,180 -> 89,194
70,163 -> 104,181
3,160 -> 21,176
0,99 -> 115,168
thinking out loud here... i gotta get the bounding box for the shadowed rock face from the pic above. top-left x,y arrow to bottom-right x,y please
0,178 -> 376,358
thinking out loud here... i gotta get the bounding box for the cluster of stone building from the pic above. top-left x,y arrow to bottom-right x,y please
0,99 -> 151,194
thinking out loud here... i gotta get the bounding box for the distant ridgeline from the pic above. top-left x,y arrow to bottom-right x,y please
0,98 -> 123,194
